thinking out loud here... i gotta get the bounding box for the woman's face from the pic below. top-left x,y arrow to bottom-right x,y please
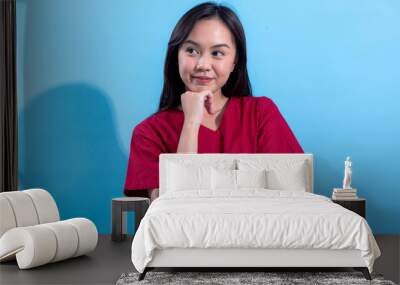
178,18 -> 237,95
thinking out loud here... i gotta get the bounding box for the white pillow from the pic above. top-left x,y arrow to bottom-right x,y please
236,169 -> 267,188
211,168 -> 267,190
211,168 -> 236,190
167,161 -> 212,192
237,159 -> 308,191
265,164 -> 307,191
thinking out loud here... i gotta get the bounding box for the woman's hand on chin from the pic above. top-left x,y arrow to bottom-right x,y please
180,90 -> 214,124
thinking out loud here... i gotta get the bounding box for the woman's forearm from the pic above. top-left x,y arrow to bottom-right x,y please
177,121 -> 200,153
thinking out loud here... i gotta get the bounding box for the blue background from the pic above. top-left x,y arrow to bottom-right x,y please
16,0 -> 400,234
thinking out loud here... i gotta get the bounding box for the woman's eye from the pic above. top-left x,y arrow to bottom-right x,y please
186,47 -> 198,55
212,51 -> 225,56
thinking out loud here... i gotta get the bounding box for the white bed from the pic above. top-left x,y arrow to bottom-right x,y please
131,154 -> 380,281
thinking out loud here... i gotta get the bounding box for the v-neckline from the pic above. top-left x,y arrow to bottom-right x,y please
200,97 -> 232,133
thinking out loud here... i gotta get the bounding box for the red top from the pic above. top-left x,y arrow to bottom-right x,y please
124,96 -> 303,196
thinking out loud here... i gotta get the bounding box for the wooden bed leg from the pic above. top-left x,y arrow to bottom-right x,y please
354,267 -> 372,280
138,268 -> 148,281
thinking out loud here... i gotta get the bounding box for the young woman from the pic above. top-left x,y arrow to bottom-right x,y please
124,2 -> 303,201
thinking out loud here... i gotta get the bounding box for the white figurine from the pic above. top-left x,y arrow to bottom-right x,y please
342,156 -> 352,189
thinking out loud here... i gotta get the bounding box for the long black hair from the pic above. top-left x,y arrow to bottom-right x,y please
157,2 -> 252,112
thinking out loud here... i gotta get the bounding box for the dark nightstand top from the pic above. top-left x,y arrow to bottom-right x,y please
332,198 -> 365,202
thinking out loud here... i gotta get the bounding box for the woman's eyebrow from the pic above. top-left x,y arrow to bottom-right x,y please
183,39 -> 230,49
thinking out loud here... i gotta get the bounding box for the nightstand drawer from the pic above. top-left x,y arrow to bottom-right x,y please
332,198 -> 366,218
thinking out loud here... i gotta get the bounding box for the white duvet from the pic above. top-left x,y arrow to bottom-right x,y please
131,190 -> 380,273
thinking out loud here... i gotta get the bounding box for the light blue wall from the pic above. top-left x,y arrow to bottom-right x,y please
16,0 -> 400,234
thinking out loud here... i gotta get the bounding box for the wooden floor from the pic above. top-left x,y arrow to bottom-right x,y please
0,235 -> 399,285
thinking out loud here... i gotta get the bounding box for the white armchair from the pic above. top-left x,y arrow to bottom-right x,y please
0,189 -> 98,269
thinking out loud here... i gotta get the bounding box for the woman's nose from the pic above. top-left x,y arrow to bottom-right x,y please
196,55 -> 211,71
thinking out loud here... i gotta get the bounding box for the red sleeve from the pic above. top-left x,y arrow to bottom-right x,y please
123,123 -> 164,197
256,97 -> 304,153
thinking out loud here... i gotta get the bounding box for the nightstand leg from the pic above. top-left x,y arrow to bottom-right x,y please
121,211 -> 127,237
112,203 -> 125,241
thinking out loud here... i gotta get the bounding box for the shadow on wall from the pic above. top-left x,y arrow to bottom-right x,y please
19,83 -> 127,234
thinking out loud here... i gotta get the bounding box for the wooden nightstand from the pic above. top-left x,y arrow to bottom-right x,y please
332,198 -> 366,218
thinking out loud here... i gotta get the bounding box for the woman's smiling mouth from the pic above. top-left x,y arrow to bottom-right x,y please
192,76 -> 214,84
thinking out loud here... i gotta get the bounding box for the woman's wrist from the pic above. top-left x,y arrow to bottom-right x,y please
183,119 -> 201,129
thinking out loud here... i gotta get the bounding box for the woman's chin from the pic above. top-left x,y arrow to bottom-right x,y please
187,85 -> 215,93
